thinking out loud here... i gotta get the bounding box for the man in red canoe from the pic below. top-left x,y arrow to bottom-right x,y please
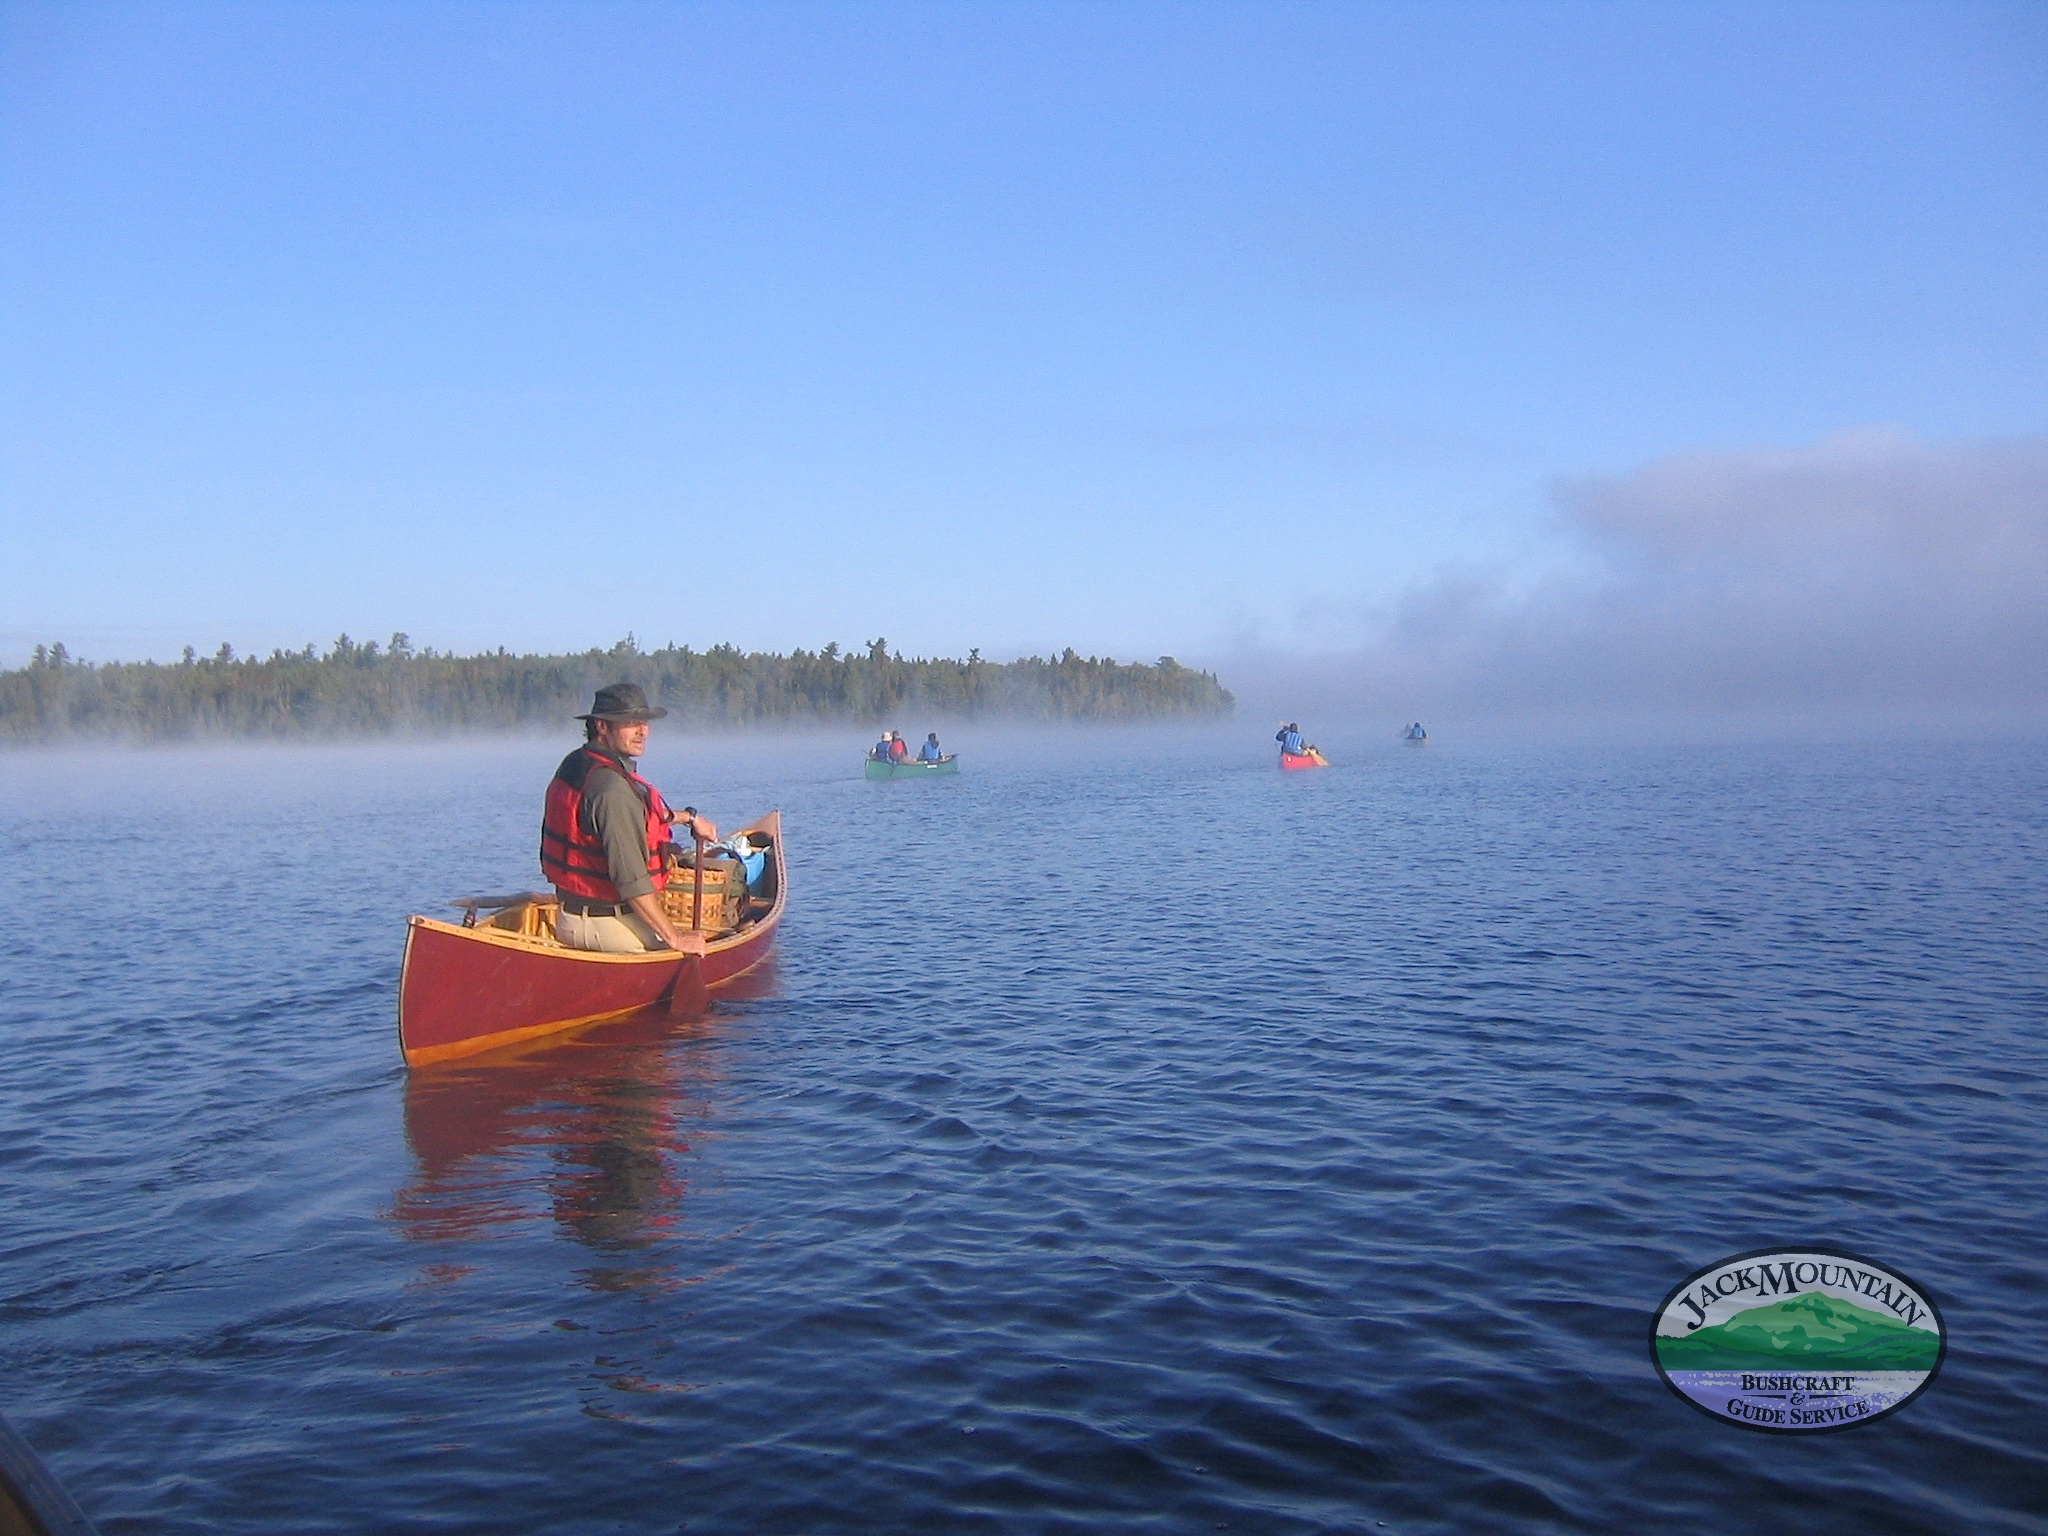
539,682 -> 717,953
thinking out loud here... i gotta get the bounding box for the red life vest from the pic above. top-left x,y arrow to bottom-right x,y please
538,747 -> 674,900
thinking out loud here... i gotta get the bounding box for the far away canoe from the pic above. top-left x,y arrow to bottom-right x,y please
1279,749 -> 1330,770
865,755 -> 958,779
397,811 -> 786,1066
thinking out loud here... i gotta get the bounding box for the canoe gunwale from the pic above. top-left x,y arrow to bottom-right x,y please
864,756 -> 959,779
0,1408 -> 97,1536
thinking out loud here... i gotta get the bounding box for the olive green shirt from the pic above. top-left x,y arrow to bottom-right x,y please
584,756 -> 660,903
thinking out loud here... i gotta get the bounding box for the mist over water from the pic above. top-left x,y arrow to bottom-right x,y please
1215,429 -> 2048,732
2,727 -> 2044,1533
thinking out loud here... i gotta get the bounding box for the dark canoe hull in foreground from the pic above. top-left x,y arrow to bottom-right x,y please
865,756 -> 958,779
0,1411 -> 97,1536
1279,750 -> 1329,770
397,812 -> 785,1067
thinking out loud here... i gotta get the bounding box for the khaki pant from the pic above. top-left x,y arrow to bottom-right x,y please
555,907 -> 666,953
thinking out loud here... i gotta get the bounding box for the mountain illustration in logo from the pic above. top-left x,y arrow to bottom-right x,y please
1656,1290 -> 1940,1372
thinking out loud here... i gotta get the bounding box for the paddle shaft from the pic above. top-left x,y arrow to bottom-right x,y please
691,831 -> 705,931
667,831 -> 712,1019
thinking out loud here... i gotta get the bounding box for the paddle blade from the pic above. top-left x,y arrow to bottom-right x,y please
668,954 -> 709,1018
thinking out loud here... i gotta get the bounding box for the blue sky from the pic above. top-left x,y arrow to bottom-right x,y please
3,1 -> 2043,686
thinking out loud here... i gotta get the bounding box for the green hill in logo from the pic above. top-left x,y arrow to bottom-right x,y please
1657,1290 -> 1940,1372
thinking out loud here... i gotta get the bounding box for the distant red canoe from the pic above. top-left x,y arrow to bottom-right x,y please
1279,749 -> 1329,770
397,811 -> 786,1066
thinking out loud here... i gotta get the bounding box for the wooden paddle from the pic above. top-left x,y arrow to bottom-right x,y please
449,892 -> 550,911
669,829 -> 710,1018
449,892 -> 551,928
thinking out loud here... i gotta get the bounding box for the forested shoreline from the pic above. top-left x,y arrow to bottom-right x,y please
2,635 -> 1233,742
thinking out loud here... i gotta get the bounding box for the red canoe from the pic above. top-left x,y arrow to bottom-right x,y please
1279,749 -> 1329,770
398,811 -> 786,1066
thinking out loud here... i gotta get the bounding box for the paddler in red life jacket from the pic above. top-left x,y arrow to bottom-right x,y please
539,682 -> 717,954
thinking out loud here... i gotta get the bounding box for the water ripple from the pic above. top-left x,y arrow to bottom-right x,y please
1,733 -> 2044,1533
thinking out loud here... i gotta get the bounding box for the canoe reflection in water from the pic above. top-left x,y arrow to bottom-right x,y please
391,966 -> 776,1267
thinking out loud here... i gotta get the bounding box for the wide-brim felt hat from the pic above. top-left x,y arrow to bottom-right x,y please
577,682 -> 668,722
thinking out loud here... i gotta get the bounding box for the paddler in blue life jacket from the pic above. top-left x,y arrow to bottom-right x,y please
1276,722 -> 1307,755
918,732 -> 944,762
539,682 -> 717,954
871,729 -> 896,762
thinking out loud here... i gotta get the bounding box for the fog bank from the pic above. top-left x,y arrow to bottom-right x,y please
1220,429 -> 2048,734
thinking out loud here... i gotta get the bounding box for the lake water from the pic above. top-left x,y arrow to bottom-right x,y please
2,727 -> 2044,1534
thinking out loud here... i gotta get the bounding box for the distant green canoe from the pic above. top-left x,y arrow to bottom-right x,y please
865,756 -> 958,780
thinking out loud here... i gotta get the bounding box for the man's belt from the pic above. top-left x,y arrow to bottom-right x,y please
557,894 -> 632,918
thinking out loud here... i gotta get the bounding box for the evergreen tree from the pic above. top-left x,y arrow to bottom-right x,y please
0,637 -> 1233,742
